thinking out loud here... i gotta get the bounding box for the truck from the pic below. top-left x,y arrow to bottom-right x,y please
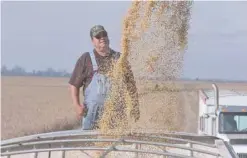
198,83 -> 247,158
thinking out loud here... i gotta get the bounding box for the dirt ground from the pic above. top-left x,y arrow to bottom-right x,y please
1,76 -> 247,140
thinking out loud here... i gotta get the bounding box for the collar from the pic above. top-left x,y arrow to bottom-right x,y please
93,48 -> 112,58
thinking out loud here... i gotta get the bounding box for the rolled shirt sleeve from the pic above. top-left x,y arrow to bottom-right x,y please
69,55 -> 87,88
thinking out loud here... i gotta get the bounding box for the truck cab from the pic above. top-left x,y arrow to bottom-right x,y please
198,84 -> 247,157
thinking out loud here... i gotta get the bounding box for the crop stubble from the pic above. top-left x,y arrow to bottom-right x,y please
2,76 -> 247,140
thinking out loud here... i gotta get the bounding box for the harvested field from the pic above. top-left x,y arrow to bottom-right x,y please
1,76 -> 247,140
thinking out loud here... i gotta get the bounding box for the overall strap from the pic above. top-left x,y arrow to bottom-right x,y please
89,51 -> 98,71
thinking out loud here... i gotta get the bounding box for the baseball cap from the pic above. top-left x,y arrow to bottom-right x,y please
90,25 -> 107,38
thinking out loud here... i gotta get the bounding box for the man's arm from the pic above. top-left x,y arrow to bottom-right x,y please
69,55 -> 86,118
69,85 -> 81,108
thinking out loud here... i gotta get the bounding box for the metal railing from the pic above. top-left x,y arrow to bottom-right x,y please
1,129 -> 239,158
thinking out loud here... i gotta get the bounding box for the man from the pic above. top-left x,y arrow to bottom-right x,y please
69,25 -> 140,130
224,115 -> 238,132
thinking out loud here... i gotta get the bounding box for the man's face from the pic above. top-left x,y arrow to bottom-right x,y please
92,31 -> 109,52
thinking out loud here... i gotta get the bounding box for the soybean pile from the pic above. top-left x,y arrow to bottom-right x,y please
98,1 -> 193,135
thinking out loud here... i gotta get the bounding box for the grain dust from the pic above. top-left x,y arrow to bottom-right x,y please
98,0 -> 192,136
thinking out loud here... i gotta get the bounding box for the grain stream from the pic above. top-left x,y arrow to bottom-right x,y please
98,1 -> 192,134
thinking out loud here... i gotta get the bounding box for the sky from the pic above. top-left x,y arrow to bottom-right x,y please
1,1 -> 247,80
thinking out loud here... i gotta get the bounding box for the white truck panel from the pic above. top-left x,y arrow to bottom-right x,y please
207,96 -> 247,106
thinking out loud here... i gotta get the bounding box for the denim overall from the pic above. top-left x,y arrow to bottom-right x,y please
82,51 -> 112,130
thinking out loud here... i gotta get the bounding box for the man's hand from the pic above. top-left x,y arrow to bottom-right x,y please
69,84 -> 85,120
76,104 -> 85,120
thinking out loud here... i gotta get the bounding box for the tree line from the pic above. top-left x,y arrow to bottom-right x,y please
1,65 -> 71,77
2,65 -> 246,83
